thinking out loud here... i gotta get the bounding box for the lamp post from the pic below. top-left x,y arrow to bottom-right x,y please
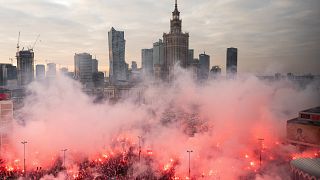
61,149 -> 68,168
138,136 -> 142,162
21,141 -> 27,177
258,138 -> 264,167
187,150 -> 193,179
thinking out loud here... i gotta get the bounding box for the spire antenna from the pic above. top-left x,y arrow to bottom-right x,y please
175,0 -> 178,9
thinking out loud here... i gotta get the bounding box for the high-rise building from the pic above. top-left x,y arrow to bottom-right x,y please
46,63 -> 56,78
131,61 -> 138,71
226,47 -> 238,77
0,64 -> 17,86
210,66 -> 221,79
74,53 -> 98,86
35,64 -> 45,80
142,48 -> 154,77
108,27 -> 127,84
0,99 -> 13,155
188,49 -> 194,66
92,59 -> 98,73
16,50 -> 34,86
198,53 -> 210,80
153,39 -> 165,67
163,0 -> 189,80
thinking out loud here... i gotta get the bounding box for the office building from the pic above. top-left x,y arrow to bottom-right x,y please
198,53 -> 210,80
74,53 -> 99,86
0,64 -> 17,86
47,63 -> 56,78
35,64 -> 45,80
142,48 -> 154,77
226,47 -> 238,77
108,27 -> 127,84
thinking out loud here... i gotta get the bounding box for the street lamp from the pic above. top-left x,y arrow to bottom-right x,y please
138,136 -> 142,162
61,149 -> 68,168
187,150 -> 193,179
21,141 -> 27,177
258,138 -> 264,167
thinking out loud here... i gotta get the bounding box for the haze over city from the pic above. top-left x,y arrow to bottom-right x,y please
0,0 -> 319,74
0,0 -> 319,179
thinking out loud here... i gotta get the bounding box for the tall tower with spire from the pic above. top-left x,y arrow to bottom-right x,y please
163,0 -> 189,81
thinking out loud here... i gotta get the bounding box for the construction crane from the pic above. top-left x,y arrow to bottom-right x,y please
31,34 -> 40,51
16,31 -> 20,52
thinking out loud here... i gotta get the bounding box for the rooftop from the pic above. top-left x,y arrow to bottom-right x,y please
291,158 -> 320,177
301,106 -> 320,114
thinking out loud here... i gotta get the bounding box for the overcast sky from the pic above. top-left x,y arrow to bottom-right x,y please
0,0 -> 319,74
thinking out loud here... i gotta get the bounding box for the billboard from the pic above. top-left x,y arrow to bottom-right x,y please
287,119 -> 320,148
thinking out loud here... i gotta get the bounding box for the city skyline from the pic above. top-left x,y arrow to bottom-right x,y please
0,0 -> 319,74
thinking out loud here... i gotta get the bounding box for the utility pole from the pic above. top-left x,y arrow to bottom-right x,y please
138,136 -> 142,162
61,149 -> 68,168
21,141 -> 27,177
187,150 -> 193,179
258,138 -> 264,167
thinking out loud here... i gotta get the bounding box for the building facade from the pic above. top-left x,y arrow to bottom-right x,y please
35,64 -> 45,80
198,53 -> 210,80
16,50 -> 34,86
47,63 -> 56,78
142,48 -> 154,77
226,47 -> 238,77
74,53 -> 98,86
0,99 -> 13,155
163,0 -> 189,81
0,64 -> 17,86
108,27 -> 127,84
210,65 -> 222,79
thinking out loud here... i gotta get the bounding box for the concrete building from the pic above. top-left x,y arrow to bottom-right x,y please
210,65 -> 222,79
142,48 -> 154,77
198,53 -> 210,80
287,106 -> 320,148
188,49 -> 194,66
0,64 -> 17,86
74,53 -> 98,86
131,61 -> 138,71
153,39 -> 165,67
108,27 -> 127,84
0,99 -> 13,155
16,50 -> 34,86
226,47 -> 238,78
92,59 -> 98,73
35,64 -> 45,80
163,0 -> 189,81
46,63 -> 56,78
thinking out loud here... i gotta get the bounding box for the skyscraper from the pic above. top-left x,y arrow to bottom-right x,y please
35,64 -> 45,80
226,47 -> 238,77
74,53 -> 98,86
16,50 -> 34,86
163,0 -> 189,80
188,49 -> 194,66
46,63 -> 56,78
142,48 -> 154,77
108,27 -> 127,84
198,53 -> 210,80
